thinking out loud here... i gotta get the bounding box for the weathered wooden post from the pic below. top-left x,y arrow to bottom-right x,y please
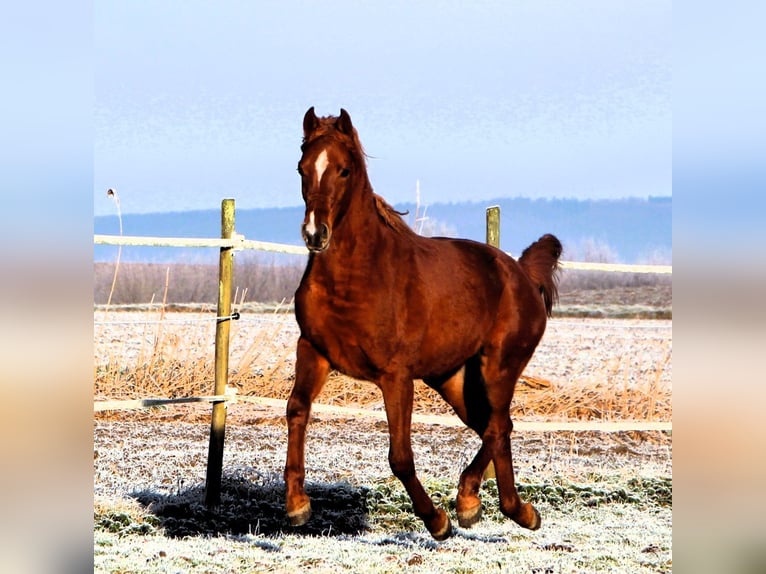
486,205 -> 500,249
484,205 -> 500,480
205,198 -> 235,508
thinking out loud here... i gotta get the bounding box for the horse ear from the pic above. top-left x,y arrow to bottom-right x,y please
336,108 -> 353,135
303,106 -> 319,138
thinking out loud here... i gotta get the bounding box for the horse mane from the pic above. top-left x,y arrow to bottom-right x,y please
373,194 -> 411,234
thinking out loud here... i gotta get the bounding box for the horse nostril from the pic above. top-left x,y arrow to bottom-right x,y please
302,221 -> 331,251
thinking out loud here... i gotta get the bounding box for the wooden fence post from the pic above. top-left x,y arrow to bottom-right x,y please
486,205 -> 500,249
205,198 -> 235,508
484,205 -> 500,480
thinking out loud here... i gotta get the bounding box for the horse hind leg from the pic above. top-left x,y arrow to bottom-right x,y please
491,426 -> 541,530
482,352 -> 541,531
434,350 -> 541,530
427,356 -> 492,528
455,442 -> 492,528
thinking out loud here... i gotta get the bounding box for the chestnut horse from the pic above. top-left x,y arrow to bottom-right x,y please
285,107 -> 562,540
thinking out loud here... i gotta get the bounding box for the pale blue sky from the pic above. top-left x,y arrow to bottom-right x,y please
94,0 -> 671,215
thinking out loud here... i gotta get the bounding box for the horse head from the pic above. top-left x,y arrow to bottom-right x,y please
297,107 -> 366,253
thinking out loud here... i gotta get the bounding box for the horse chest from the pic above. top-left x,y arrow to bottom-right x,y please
296,281 -> 398,379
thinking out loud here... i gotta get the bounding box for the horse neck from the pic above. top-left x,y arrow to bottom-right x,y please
327,178 -> 391,260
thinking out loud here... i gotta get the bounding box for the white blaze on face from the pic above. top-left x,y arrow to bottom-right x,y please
315,149 -> 329,185
305,211 -> 317,236
305,149 -> 327,239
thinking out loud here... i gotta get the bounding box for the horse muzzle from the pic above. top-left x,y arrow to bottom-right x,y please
302,220 -> 331,253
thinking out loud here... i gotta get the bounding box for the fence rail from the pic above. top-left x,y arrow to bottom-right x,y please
94,234 -> 672,274
94,233 -> 309,255
93,394 -> 671,432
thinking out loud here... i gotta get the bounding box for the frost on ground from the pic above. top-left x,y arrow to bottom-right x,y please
94,417 -> 671,573
94,312 -> 672,572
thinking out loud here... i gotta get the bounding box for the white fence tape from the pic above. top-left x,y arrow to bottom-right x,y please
95,234 -> 671,274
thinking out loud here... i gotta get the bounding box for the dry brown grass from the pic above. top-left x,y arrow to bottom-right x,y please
95,258 -> 671,422
94,307 -> 671,425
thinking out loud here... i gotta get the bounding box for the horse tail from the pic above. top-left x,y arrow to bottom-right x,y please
518,234 -> 563,317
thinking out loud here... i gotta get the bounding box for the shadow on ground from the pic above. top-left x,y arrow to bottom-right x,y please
132,474 -> 369,538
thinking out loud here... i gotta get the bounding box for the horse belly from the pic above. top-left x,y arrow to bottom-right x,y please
411,315 -> 486,379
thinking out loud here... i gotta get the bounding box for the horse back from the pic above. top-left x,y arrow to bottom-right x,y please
294,234 -> 548,381
418,237 -> 549,335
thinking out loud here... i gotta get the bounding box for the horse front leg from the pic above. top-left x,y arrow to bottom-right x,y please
284,337 -> 330,526
379,375 -> 453,541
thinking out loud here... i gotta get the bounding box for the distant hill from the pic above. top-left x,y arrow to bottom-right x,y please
94,196 -> 671,264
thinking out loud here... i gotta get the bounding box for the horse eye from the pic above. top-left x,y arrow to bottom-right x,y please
340,168 -> 350,178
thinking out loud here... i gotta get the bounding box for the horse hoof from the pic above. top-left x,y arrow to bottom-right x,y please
457,503 -> 483,528
431,512 -> 453,541
527,506 -> 542,531
287,502 -> 311,527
